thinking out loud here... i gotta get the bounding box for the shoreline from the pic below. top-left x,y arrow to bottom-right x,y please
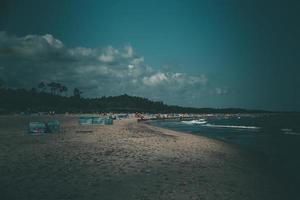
144,120 -> 299,198
0,115 -> 284,199
143,119 -> 270,156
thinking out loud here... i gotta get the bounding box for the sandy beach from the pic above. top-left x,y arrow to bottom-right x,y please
0,115 -> 282,200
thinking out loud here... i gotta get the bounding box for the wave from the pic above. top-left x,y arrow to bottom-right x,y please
181,119 -> 207,125
281,128 -> 300,136
202,123 -> 260,130
283,132 -> 300,136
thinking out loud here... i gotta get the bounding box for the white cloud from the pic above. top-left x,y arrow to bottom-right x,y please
122,45 -> 134,58
131,57 -> 144,65
69,47 -> 95,57
215,87 -> 228,95
98,54 -> 114,62
42,34 -> 64,49
128,64 -> 134,69
0,31 -> 224,107
143,72 -> 168,86
98,46 -> 118,62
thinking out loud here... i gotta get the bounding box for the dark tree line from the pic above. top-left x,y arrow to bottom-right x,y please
37,81 -> 82,97
0,81 -> 270,114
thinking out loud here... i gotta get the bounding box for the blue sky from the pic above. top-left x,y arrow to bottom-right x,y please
0,0 -> 299,111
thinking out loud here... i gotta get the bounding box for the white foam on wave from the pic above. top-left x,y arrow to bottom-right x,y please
284,132 -> 300,136
281,128 -> 292,132
281,128 -> 300,136
181,119 -> 207,125
202,124 -> 260,130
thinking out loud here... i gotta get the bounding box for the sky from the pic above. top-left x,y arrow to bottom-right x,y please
0,0 -> 299,111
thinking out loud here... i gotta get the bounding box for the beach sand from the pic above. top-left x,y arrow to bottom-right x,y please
0,115 -> 282,200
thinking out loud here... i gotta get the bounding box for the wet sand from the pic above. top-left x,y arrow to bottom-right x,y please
0,115 -> 282,200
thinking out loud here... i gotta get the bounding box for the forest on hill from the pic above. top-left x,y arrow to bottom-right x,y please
0,81 -> 268,114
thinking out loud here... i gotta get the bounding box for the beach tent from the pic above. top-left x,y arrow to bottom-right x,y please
79,116 -> 113,125
92,117 -> 105,125
79,117 -> 93,125
104,118 -> 113,125
47,120 -> 60,133
28,120 -> 61,134
28,122 -> 47,134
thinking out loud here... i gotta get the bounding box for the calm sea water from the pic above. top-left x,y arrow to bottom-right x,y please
147,113 -> 300,194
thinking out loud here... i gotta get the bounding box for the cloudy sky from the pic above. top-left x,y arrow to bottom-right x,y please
0,0 -> 299,111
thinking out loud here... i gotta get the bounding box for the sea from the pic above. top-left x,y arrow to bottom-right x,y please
147,113 -> 300,195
